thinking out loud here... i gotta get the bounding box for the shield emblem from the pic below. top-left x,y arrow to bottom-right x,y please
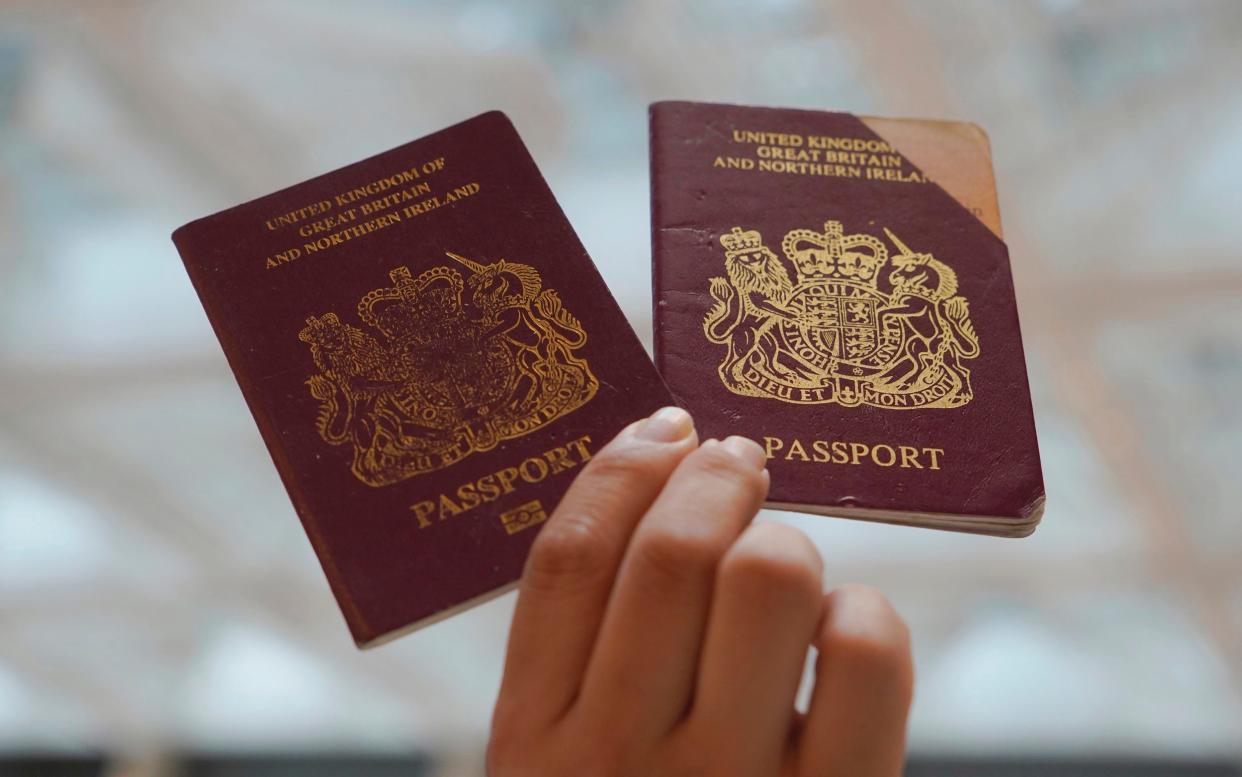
784,281 -> 883,363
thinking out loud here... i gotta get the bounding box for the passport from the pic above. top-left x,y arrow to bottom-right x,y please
650,100 -> 1044,536
174,111 -> 671,646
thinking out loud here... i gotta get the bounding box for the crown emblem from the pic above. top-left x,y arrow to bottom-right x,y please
781,220 -> 888,284
297,311 -> 345,346
720,227 -> 765,256
356,265 -> 465,346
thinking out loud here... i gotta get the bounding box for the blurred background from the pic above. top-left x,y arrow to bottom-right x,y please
1,0 -> 1241,775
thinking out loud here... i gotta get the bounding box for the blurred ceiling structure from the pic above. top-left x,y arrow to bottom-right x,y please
0,0 -> 1241,770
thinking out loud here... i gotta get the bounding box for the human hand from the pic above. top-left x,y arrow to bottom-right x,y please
489,407 -> 913,776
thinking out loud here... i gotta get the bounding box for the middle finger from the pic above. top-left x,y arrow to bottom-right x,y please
575,436 -> 769,740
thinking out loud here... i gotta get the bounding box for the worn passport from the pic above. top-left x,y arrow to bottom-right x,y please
174,111 -> 671,646
650,100 -> 1044,536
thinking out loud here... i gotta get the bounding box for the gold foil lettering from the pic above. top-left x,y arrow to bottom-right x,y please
408,434 -> 595,530
786,439 -> 810,462
259,155 -> 473,270
757,436 -> 947,471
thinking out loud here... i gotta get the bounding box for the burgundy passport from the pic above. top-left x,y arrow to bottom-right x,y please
650,101 -> 1044,536
174,111 -> 670,646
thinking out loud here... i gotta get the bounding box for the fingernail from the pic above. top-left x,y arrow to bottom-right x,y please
721,435 -> 767,469
637,406 -> 694,442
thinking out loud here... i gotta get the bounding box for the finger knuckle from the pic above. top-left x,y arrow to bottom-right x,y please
821,584 -> 913,682
524,516 -> 612,590
583,443 -> 665,486
826,621 -> 911,676
689,444 -> 767,500
632,525 -> 723,589
722,524 -> 823,605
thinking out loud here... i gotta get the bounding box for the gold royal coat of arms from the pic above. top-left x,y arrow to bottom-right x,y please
297,252 -> 598,487
704,219 -> 980,409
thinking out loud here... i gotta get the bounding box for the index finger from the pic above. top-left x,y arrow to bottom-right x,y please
495,407 -> 697,729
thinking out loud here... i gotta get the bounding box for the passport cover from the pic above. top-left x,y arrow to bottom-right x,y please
650,101 -> 1044,535
174,111 -> 671,646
